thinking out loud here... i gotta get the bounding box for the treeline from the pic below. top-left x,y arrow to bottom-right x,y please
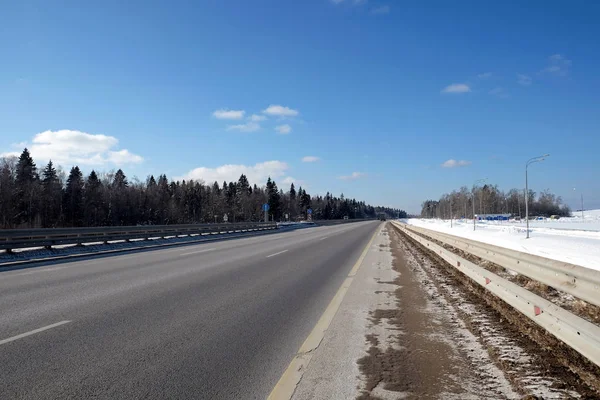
0,149 -> 404,228
420,184 -> 571,219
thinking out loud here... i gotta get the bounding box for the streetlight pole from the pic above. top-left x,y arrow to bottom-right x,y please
450,198 -> 453,228
472,178 -> 486,231
574,188 -> 584,221
525,154 -> 549,238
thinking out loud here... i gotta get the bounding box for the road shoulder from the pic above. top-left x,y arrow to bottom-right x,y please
290,224 -> 393,399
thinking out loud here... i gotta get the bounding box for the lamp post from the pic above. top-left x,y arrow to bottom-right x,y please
573,188 -> 584,221
525,154 -> 549,238
472,178 -> 486,231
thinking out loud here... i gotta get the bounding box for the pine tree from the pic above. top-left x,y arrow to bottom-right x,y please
227,181 -> 236,218
266,177 -> 282,221
289,183 -> 297,219
63,166 -> 84,226
113,169 -> 128,189
110,169 -> 130,225
84,170 -> 104,226
157,174 -> 170,223
41,160 -> 62,227
14,148 -> 40,226
0,156 -> 17,228
15,148 -> 38,185
238,174 -> 250,195
237,174 -> 250,221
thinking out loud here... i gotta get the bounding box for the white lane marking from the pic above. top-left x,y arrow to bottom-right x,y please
266,250 -> 288,258
179,248 -> 216,257
42,266 -> 67,272
4,266 -> 68,277
0,321 -> 72,346
319,236 -> 329,241
77,253 -> 141,266
4,270 -> 37,277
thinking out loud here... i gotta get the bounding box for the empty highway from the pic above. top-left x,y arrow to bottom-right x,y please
0,221 -> 380,399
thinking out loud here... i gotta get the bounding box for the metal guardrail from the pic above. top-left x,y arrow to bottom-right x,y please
314,218 -> 375,226
391,221 -> 600,368
0,222 -> 277,251
400,223 -> 600,307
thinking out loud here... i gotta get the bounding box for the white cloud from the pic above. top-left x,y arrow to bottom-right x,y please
477,72 -> 492,79
517,74 -> 532,86
371,5 -> 390,15
541,54 -> 571,76
1,130 -> 143,167
177,161 -> 289,185
441,83 -> 471,94
227,122 -> 260,133
106,149 -> 144,165
489,87 -> 509,98
0,151 -> 21,159
275,124 -> 292,135
333,0 -> 369,5
249,114 -> 267,122
549,54 -> 565,62
441,159 -> 472,168
338,172 -> 367,181
213,109 -> 245,120
282,177 -> 298,185
262,105 -> 299,117
11,141 -> 28,149
302,156 -> 320,162
282,177 -> 307,188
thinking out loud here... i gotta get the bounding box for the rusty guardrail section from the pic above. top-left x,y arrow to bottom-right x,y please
391,221 -> 600,369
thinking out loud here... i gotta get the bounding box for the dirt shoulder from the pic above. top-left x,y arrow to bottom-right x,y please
357,224 -> 518,400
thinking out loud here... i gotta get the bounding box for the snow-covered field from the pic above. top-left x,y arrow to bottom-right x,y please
404,209 -> 600,271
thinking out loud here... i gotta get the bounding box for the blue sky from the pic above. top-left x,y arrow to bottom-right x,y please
1,0 -> 599,213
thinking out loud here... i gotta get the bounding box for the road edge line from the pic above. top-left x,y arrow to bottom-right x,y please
267,223 -> 382,400
0,320 -> 72,346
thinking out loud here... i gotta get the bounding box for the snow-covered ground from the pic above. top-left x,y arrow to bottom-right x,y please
404,209 -> 600,271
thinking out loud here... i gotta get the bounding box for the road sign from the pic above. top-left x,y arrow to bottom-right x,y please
307,209 -> 312,215
263,203 -> 270,212
223,214 -> 228,222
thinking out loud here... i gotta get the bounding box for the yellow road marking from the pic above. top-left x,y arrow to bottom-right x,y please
267,223 -> 382,400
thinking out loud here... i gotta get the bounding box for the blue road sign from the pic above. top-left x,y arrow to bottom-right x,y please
307,208 -> 313,214
263,203 -> 270,212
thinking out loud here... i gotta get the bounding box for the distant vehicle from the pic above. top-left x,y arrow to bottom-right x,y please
343,216 -> 349,220
550,215 -> 560,220
378,213 -> 386,221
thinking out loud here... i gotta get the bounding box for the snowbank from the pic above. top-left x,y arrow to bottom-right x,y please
405,210 -> 600,271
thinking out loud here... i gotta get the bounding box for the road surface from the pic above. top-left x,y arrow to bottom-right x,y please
0,221 -> 380,399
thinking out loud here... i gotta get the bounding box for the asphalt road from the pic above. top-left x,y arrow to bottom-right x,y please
0,221 -> 380,399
